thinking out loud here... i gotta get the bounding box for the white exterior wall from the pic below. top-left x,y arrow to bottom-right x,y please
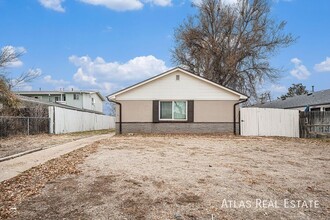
19,93 -> 104,113
81,93 -> 103,113
65,93 -> 83,109
49,106 -> 115,134
240,108 -> 300,137
115,70 -> 241,101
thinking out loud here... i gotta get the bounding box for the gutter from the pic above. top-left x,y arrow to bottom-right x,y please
233,98 -> 249,135
106,97 -> 122,134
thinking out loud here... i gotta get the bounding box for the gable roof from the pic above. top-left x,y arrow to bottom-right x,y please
255,89 -> 330,109
107,67 -> 248,100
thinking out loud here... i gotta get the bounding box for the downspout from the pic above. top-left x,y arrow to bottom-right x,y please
107,97 -> 122,134
233,98 -> 249,135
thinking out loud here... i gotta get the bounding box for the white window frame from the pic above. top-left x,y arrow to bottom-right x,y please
54,96 -> 60,102
159,100 -> 188,121
73,94 -> 80,100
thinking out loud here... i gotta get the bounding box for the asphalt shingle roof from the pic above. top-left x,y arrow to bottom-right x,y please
255,89 -> 330,109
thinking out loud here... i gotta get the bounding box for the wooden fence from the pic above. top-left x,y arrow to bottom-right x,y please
299,111 -> 330,138
240,108 -> 300,137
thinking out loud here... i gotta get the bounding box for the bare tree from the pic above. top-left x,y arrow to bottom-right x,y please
172,0 -> 296,98
259,91 -> 271,104
0,46 -> 23,69
6,69 -> 41,90
0,79 -> 19,108
0,46 -> 40,107
0,46 -> 40,90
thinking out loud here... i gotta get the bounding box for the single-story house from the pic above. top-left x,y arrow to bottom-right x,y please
254,89 -> 330,112
107,67 -> 248,134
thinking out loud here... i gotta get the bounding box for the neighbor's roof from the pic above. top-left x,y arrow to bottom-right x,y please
17,95 -> 104,114
15,90 -> 106,101
255,89 -> 330,109
107,67 -> 248,100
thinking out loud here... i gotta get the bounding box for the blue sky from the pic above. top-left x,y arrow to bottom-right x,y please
1,0 -> 330,100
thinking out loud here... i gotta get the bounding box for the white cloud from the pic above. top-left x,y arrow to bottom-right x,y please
79,0 -> 172,11
43,75 -> 70,86
69,55 -> 169,93
314,57 -> 330,72
38,0 -> 65,12
12,83 -> 33,91
10,68 -> 42,90
104,26 -> 113,32
27,68 -> 43,78
290,58 -> 310,80
1,46 -> 26,68
144,0 -> 172,7
270,84 -> 287,93
79,0 -> 143,11
39,0 -> 172,12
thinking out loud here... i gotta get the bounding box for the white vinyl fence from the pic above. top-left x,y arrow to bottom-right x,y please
49,106 -> 115,134
240,108 -> 299,137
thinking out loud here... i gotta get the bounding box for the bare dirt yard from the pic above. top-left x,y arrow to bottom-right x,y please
0,130 -> 112,158
2,135 -> 330,219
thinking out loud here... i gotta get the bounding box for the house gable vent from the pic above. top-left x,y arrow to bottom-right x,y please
176,75 -> 180,81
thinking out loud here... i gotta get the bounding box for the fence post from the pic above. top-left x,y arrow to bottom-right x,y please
27,117 -> 30,135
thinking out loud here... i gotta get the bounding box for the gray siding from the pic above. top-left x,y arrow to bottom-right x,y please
116,122 -> 238,134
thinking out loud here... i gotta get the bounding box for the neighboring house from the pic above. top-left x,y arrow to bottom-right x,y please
107,67 -> 248,134
15,90 -> 105,113
15,95 -> 105,114
0,95 -> 114,136
255,89 -> 330,111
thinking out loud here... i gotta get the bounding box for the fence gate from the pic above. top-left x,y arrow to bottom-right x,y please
240,108 -> 300,137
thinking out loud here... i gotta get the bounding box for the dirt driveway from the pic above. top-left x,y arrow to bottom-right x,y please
0,130 -> 111,158
13,135 -> 330,219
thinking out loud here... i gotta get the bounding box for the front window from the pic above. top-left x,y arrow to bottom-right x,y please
160,101 -> 187,120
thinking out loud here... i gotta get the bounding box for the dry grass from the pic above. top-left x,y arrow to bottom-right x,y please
2,134 -> 330,219
0,141 -> 100,219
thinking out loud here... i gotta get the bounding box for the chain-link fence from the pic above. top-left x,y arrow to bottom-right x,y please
0,116 -> 50,137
